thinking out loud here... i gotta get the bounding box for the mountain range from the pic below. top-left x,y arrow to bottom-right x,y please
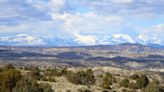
0,34 -> 163,47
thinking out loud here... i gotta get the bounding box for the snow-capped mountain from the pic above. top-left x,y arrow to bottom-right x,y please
109,34 -> 136,44
0,34 -> 45,46
0,34 -> 163,47
97,34 -> 163,46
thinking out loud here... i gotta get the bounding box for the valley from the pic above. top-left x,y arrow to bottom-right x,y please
0,43 -> 164,72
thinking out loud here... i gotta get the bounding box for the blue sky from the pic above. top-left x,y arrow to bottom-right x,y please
0,0 -> 164,46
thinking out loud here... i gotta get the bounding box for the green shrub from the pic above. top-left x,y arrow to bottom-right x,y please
98,74 -> 103,78
66,69 -> 95,85
66,89 -> 71,92
101,77 -> 112,89
128,82 -> 138,89
102,90 -> 109,92
129,74 -> 139,80
136,75 -> 149,89
78,88 -> 92,92
13,77 -> 53,92
120,78 -> 129,88
31,67 -> 42,80
105,73 -> 113,78
42,77 -> 56,82
46,68 -> 62,76
142,81 -> 163,92
39,83 -> 53,92
0,64 -> 53,92
0,65 -> 22,92
13,77 -> 40,92
3,64 -> 14,71
61,68 -> 67,76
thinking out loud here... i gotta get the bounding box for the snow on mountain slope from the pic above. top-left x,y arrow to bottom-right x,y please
0,33 -> 163,46
109,34 -> 135,44
0,34 -> 45,46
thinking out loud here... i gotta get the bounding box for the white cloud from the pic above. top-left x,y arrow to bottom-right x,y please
74,34 -> 97,45
137,34 -> 148,44
84,0 -> 164,16
111,34 -> 135,43
51,12 -> 123,45
151,37 -> 161,44
0,34 -> 45,46
136,34 -> 162,45
152,24 -> 164,33
50,0 -> 66,12
111,0 -> 134,4
27,0 -> 48,11
0,0 -> 164,46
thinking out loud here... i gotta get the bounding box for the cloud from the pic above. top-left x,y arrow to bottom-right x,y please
0,0 -> 51,26
0,34 -> 45,46
137,23 -> 164,36
111,0 -> 134,4
111,34 -> 135,43
136,34 -> 162,44
152,24 -> 164,33
74,34 -> 97,45
81,0 -> 164,18
50,0 -> 66,12
0,0 -> 163,46
134,24 -> 164,45
136,34 -> 148,44
51,12 -> 123,45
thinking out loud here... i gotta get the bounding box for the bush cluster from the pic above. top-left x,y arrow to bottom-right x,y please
120,74 -> 149,89
101,72 -> 115,90
0,64 -> 53,92
66,69 -> 95,85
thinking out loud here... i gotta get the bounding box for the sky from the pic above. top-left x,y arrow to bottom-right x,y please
0,0 -> 164,46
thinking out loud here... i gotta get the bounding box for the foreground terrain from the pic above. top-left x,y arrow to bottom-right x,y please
0,64 -> 164,92
0,43 -> 164,92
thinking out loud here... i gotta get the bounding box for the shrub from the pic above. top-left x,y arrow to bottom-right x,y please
0,64 -> 53,92
78,88 -> 92,92
142,81 -> 163,92
13,77 -> 53,92
66,69 -> 95,85
3,64 -> 14,71
61,68 -> 67,76
105,73 -> 113,78
101,77 -> 112,89
102,90 -> 109,92
66,90 -> 71,92
136,75 -> 149,89
98,74 -> 103,78
13,77 -> 40,92
45,68 -> 67,77
0,66 -> 22,92
31,67 -> 42,80
120,78 -> 129,88
41,77 -> 56,82
129,74 -> 139,80
39,83 -> 53,92
128,82 -> 138,89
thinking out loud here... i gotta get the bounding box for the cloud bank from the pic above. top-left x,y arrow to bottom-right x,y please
0,0 -> 163,46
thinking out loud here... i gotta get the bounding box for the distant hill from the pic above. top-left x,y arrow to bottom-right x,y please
0,43 -> 164,70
